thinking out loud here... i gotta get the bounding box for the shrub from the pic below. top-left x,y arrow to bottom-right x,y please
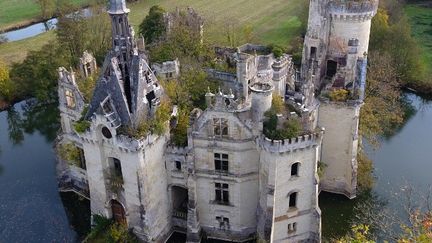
329,89 -> 349,102
58,143 -> 80,166
74,120 -> 91,134
171,110 -> 189,147
268,44 -> 285,58
281,118 -> 301,139
271,94 -> 285,114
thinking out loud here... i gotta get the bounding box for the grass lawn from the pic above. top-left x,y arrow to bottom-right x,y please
127,0 -> 305,47
0,31 -> 55,65
0,0 -> 92,31
405,4 -> 432,75
0,0 -> 305,65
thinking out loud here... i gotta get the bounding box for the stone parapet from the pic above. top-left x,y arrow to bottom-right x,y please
328,0 -> 378,21
259,129 -> 324,153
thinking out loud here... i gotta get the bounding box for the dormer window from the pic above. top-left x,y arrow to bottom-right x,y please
102,100 -> 113,114
213,118 -> 228,137
65,89 -> 76,109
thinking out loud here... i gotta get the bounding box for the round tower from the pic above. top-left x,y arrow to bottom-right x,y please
327,0 -> 378,58
249,82 -> 274,124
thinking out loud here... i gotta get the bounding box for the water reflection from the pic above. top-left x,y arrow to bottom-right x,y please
321,93 -> 432,240
0,100 -> 89,242
7,107 -> 24,145
6,99 -> 60,144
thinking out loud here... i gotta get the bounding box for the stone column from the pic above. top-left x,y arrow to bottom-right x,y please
186,173 -> 201,242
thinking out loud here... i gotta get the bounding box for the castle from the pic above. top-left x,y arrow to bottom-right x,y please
56,0 -> 378,242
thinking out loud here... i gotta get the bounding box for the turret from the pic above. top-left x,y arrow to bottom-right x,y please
249,82 -> 273,125
327,0 -> 378,59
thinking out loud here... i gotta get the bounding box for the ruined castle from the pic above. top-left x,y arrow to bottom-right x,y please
56,0 -> 378,242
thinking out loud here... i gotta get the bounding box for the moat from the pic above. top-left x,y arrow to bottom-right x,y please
0,92 -> 431,242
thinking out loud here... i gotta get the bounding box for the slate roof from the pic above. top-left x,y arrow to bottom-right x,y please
86,0 -> 162,129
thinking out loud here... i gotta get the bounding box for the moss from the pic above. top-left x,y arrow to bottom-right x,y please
317,161 -> 327,179
74,120 -> 91,134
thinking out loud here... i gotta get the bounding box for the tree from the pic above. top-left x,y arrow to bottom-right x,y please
171,109 -> 189,147
56,12 -> 88,65
56,6 -> 112,65
0,61 -> 15,101
181,67 -> 217,109
139,5 -> 166,44
36,0 -> 56,19
10,42 -> 69,101
360,51 -> 404,147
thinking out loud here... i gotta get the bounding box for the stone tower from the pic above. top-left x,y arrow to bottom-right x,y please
301,0 -> 378,198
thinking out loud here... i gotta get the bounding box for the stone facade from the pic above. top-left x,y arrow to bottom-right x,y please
151,59 -> 180,80
56,0 -> 378,242
301,0 -> 378,198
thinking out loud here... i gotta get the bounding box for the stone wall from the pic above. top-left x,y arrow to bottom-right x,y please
318,101 -> 360,198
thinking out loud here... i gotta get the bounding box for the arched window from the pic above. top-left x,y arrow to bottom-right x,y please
291,162 -> 300,176
288,192 -> 298,209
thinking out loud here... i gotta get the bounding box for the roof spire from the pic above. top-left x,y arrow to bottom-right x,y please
108,0 -> 130,15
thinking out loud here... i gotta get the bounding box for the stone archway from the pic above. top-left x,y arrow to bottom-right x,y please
111,199 -> 126,224
171,186 -> 188,220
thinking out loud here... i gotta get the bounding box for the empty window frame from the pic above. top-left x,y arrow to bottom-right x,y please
291,162 -> 300,176
65,89 -> 76,109
288,222 -> 297,234
215,183 -> 229,204
216,216 -> 230,229
213,118 -> 228,137
289,192 -> 298,209
175,161 -> 182,171
214,153 -> 228,172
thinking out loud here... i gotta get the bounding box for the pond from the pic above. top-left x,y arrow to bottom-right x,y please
320,92 -> 432,240
1,8 -> 92,42
0,100 -> 90,242
0,93 -> 431,242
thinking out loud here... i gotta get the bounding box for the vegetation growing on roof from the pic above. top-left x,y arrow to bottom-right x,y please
263,95 -> 302,140
58,142 -> 81,166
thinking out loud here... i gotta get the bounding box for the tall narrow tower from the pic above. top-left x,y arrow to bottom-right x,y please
301,0 -> 378,198
108,0 -> 135,109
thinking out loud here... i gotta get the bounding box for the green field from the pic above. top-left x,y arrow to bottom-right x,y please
0,0 -> 305,65
405,4 -> 432,74
0,0 -> 92,31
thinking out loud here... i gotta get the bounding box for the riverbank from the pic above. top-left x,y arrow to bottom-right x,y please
0,0 -> 91,32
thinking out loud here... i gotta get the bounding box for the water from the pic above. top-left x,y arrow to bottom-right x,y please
1,8 -> 92,42
0,93 -> 431,242
3,19 -> 58,42
320,93 -> 432,240
0,100 -> 90,242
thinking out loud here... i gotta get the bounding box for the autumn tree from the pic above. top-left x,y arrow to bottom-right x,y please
0,60 -> 15,101
56,6 -> 111,65
9,42 -> 69,101
360,51 -> 404,147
